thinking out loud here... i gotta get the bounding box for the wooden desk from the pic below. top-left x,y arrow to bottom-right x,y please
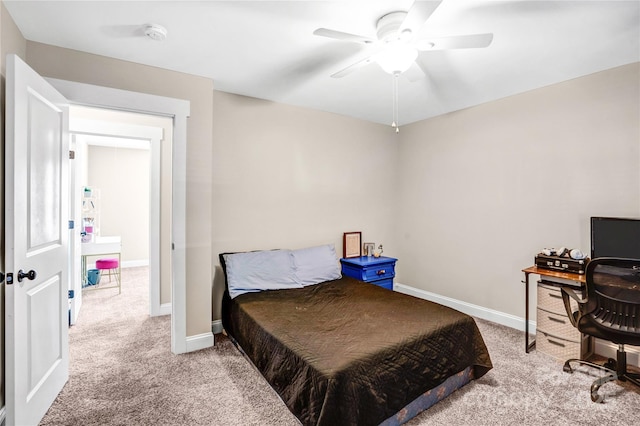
82,236 -> 122,293
521,266 -> 585,353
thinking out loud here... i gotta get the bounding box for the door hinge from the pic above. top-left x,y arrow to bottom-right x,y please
69,220 -> 74,230
69,150 -> 75,159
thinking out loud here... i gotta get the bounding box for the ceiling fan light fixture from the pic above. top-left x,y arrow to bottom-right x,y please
399,28 -> 413,42
376,43 -> 418,74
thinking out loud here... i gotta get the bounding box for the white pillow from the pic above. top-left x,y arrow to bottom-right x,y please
291,244 -> 342,286
224,250 -> 301,299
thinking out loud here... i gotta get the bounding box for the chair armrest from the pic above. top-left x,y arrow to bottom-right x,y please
561,286 -> 584,328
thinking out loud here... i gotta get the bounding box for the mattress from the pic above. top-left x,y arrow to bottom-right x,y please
220,274 -> 492,426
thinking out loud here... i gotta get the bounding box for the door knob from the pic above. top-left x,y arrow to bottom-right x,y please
17,269 -> 37,282
0,272 -> 4,283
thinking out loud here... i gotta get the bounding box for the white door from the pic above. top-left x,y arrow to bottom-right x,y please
5,54 -> 69,425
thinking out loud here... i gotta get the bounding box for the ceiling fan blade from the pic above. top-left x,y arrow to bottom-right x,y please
330,55 -> 375,78
401,61 -> 426,82
313,28 -> 375,44
400,0 -> 443,33
415,33 -> 494,51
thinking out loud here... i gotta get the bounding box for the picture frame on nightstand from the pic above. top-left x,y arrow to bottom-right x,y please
343,232 -> 362,258
363,242 -> 375,257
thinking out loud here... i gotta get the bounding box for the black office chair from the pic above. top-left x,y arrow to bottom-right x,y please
561,257 -> 640,402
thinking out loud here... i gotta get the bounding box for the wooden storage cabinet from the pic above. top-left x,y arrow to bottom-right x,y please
536,280 -> 593,361
340,256 -> 397,290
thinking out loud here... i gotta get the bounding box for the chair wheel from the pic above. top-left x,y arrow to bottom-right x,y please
603,358 -> 616,370
563,361 -> 573,373
590,392 -> 603,403
590,383 -> 604,403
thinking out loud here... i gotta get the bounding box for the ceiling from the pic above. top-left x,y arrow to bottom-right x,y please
5,1 -> 639,126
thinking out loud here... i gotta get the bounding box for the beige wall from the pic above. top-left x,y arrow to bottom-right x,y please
0,0 -> 27,410
0,1 -> 24,74
396,63 -> 640,319
24,41 -> 214,336
211,91 -> 399,319
87,145 -> 150,263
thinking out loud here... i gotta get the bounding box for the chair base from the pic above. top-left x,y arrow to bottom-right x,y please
564,347 -> 640,403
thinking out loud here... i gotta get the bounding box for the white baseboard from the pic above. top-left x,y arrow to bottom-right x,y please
394,282 -> 639,368
211,319 -> 223,334
185,332 -> 214,353
121,259 -> 149,268
158,303 -> 171,316
394,282 -> 536,331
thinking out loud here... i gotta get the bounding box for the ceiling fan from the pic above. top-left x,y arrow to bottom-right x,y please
313,0 -> 493,80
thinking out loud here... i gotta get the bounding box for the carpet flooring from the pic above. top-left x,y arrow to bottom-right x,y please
41,267 -> 640,425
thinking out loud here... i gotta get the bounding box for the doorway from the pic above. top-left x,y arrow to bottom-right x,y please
68,107 -> 170,324
46,76 -> 194,354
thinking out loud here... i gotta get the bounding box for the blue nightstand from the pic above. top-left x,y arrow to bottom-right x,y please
340,256 -> 398,290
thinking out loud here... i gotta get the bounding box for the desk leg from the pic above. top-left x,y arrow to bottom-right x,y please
81,255 -> 87,287
117,252 -> 121,294
523,271 -> 536,353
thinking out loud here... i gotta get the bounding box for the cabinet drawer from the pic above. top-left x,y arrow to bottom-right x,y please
341,261 -> 395,282
537,284 -> 567,315
362,263 -> 395,282
536,309 -> 580,342
536,331 -> 581,361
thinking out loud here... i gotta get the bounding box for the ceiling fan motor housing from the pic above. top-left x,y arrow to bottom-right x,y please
376,11 -> 409,42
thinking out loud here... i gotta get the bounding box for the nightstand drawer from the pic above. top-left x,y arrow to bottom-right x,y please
342,263 -> 393,281
362,263 -> 395,281
342,262 -> 395,282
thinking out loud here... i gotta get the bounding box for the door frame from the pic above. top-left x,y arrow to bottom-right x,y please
71,118 -> 165,319
47,77 -> 191,354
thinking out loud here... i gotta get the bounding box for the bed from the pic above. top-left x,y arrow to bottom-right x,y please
219,246 -> 492,426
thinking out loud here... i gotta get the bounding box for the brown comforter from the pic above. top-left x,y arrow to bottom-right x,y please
223,276 -> 492,426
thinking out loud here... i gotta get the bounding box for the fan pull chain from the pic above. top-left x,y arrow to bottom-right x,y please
391,72 -> 400,133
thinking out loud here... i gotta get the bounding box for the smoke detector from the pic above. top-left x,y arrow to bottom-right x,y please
145,24 -> 167,41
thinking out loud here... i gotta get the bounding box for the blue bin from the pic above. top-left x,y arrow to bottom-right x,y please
87,269 -> 101,285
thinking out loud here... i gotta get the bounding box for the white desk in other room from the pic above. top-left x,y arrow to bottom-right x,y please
81,236 -> 122,293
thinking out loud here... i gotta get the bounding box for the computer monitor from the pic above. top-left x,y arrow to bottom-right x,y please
590,217 -> 640,260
